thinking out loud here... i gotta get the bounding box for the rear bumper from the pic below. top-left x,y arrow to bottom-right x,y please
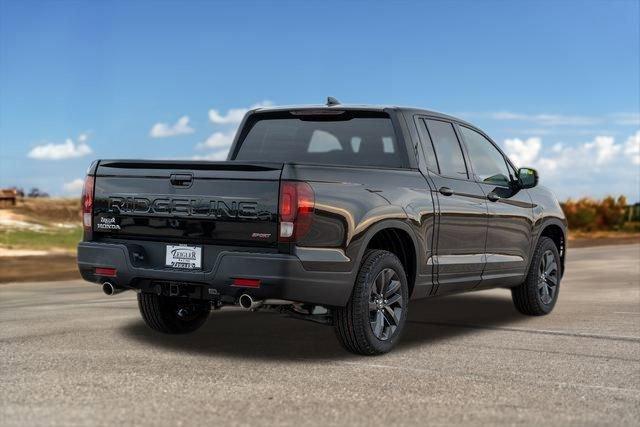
77,242 -> 354,306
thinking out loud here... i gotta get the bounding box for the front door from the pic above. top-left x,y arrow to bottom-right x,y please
416,118 -> 488,294
456,125 -> 535,288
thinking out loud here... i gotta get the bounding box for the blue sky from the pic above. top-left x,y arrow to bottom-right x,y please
1,0 -> 638,200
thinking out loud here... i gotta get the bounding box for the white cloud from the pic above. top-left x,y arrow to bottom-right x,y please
208,101 -> 273,125
502,131 -> 640,200
625,130 -> 640,165
585,136 -> 620,164
192,149 -> 230,161
498,112 -> 601,126
197,130 -> 235,149
195,101 -> 273,161
63,178 -> 85,194
502,127 -> 620,137
504,137 -> 541,166
150,116 -> 194,138
611,112 -> 640,126
503,134 -> 629,172
208,108 -> 250,125
462,111 -> 640,127
195,131 -> 235,161
28,134 -> 92,160
463,111 -> 602,126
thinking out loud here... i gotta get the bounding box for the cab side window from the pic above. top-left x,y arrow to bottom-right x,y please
416,119 -> 439,172
424,119 -> 468,179
459,126 -> 511,186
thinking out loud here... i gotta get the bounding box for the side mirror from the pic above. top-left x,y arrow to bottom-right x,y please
517,167 -> 538,189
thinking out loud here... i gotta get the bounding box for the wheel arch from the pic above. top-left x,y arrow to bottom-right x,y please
533,219 -> 567,277
352,220 -> 421,298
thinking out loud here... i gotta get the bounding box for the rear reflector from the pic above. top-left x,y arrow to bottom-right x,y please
280,221 -> 294,238
95,267 -> 117,277
232,278 -> 261,288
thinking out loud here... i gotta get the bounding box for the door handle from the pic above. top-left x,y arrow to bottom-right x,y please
439,187 -> 454,196
487,192 -> 501,202
170,173 -> 193,187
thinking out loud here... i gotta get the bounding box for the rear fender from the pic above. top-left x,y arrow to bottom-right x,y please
347,219 -> 422,292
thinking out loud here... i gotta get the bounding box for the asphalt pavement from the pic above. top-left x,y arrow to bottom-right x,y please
1,244 -> 639,426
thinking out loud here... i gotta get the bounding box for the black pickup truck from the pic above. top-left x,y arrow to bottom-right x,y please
77,99 -> 567,355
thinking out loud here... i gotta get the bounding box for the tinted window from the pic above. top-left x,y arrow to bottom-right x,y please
459,126 -> 511,185
424,119 -> 468,178
234,114 -> 405,168
416,119 -> 439,172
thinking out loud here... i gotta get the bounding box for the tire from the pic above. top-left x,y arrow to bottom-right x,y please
334,249 -> 409,355
137,293 -> 210,334
512,237 -> 562,316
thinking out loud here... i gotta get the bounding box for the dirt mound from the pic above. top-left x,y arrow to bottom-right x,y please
0,254 -> 79,283
7,198 -> 81,225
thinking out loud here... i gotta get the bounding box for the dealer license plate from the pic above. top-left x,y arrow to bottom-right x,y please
165,245 -> 202,270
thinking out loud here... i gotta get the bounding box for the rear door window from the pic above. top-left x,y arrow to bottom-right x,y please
415,118 -> 439,172
424,119 -> 468,179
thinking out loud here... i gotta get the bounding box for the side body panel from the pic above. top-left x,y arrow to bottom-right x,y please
403,109 -> 558,294
475,184 -> 535,289
428,173 -> 488,293
281,163 -> 437,299
452,124 -> 537,289
408,113 -> 488,294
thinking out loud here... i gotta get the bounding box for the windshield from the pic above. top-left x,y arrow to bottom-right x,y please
233,112 -> 407,168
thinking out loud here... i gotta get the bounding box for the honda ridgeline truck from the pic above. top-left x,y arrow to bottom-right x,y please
77,99 -> 567,355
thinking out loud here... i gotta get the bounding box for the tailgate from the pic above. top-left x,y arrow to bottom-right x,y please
92,160 -> 282,246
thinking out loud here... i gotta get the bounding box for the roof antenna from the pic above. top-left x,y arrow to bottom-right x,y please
326,96 -> 341,106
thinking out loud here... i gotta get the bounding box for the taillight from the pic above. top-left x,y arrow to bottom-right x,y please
82,175 -> 95,231
278,181 -> 314,242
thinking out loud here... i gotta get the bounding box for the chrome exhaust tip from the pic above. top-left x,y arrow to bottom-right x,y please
238,294 -> 294,310
102,282 -> 125,296
239,294 -> 262,310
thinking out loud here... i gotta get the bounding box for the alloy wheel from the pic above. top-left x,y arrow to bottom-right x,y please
538,250 -> 558,305
369,268 -> 404,340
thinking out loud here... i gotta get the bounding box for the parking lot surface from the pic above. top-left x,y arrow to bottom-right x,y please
1,244 -> 639,426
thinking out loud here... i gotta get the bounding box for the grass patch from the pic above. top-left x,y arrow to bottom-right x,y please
0,227 -> 82,250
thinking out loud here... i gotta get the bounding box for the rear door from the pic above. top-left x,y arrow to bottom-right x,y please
456,125 -> 535,288
415,118 -> 488,294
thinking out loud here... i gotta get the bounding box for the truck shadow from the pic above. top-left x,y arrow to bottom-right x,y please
121,291 -> 526,361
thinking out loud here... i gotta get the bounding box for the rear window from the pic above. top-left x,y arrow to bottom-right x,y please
233,112 -> 407,168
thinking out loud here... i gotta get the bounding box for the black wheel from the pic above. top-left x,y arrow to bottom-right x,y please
512,237 -> 562,316
334,249 -> 409,355
137,293 -> 210,334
